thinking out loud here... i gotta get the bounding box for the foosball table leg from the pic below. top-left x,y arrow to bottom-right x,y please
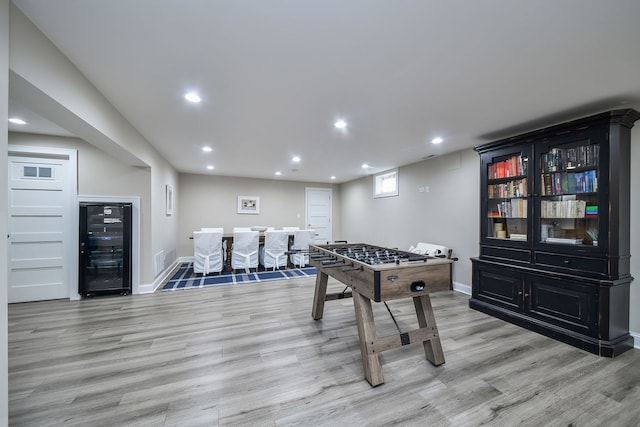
312,271 -> 329,320
353,291 -> 385,386
413,295 -> 445,366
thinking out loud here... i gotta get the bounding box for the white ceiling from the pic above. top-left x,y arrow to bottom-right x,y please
9,0 -> 640,183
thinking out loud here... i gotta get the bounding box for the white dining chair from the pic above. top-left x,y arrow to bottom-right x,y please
259,230 -> 290,270
281,226 -> 300,232
289,229 -> 316,268
201,228 -> 226,259
233,227 -> 251,232
231,230 -> 260,273
193,230 -> 224,275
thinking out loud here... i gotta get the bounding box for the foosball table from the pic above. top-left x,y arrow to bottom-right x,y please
308,242 -> 453,387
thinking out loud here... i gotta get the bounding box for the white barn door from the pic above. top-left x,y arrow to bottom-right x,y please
8,147 -> 77,302
305,187 -> 332,244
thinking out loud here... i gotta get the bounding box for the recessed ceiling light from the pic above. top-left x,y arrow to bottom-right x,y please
9,118 -> 27,125
362,163 -> 369,169
206,165 -> 214,170
334,119 -> 347,129
275,171 -> 282,176
431,137 -> 444,144
184,92 -> 201,103
292,156 -> 301,162
202,146 -> 212,152
330,176 -> 336,180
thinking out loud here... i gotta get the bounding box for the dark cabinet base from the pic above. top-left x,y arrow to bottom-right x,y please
471,258 -> 633,358
469,298 -> 633,357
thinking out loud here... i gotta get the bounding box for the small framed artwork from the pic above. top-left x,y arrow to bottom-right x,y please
165,184 -> 173,215
237,195 -> 260,214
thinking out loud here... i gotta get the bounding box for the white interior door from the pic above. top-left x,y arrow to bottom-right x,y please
305,187 -> 332,244
8,148 -> 76,302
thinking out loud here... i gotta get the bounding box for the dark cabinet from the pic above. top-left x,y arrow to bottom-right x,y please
79,203 -> 132,297
470,109 -> 639,357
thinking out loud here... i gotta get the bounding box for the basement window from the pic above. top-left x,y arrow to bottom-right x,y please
373,168 -> 399,198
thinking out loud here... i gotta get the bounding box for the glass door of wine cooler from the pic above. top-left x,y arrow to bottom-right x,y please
79,203 -> 132,296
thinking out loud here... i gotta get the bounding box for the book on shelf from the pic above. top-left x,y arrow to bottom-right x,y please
489,155 -> 527,179
541,199 -> 586,218
541,144 -> 599,173
493,199 -> 528,218
488,177 -> 527,198
540,170 -> 598,196
509,233 -> 527,240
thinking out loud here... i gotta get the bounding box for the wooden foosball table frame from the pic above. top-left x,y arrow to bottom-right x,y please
309,243 -> 453,387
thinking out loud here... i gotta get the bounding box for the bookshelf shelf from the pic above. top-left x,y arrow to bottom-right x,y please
470,109 -> 640,357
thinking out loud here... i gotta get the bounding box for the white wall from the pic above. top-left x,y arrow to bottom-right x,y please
178,173 -> 341,258
8,5 -> 180,285
151,156 -> 179,278
340,150 -> 478,290
1,0 -> 9,423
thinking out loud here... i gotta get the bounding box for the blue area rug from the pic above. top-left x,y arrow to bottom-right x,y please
162,262 -> 317,291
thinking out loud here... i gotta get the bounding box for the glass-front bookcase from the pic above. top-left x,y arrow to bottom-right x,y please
471,109 -> 639,358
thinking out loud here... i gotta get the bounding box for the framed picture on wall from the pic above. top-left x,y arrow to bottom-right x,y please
237,195 -> 260,214
165,184 -> 173,215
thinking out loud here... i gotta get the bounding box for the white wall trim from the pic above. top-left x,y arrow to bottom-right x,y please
453,281 -> 471,295
140,256 -> 189,294
77,195 -> 141,296
8,144 -> 78,300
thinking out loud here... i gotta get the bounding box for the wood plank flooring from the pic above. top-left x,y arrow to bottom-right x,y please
8,276 -> 640,426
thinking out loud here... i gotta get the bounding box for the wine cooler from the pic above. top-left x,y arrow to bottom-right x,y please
79,202 -> 132,297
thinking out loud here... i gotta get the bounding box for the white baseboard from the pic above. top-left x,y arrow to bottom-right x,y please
138,256 -> 191,294
453,281 -> 471,295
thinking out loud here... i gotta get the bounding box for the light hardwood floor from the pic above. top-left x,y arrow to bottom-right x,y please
9,275 -> 640,426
